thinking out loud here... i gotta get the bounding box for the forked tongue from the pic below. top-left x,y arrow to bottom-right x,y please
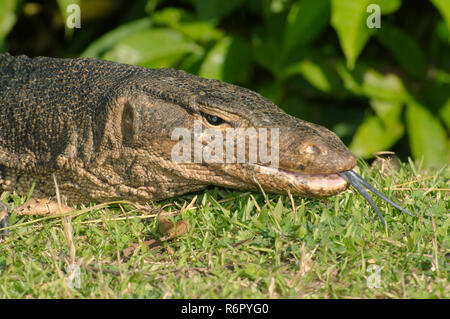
337,170 -> 414,225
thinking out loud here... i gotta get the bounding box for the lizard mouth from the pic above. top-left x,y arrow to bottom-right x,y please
280,168 -> 349,192
255,165 -> 349,196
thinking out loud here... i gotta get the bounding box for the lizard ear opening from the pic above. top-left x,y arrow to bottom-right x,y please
121,102 -> 135,146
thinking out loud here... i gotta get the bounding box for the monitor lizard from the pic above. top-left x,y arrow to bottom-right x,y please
0,53 -> 414,236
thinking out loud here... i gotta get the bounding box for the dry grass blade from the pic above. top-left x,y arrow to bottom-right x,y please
287,190 -> 296,214
53,174 -> 76,270
388,187 -> 449,191
431,216 -> 440,273
391,176 -> 435,187
6,200 -> 148,232
185,195 -> 197,211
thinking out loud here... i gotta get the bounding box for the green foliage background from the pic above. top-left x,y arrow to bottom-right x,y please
1,0 -> 449,168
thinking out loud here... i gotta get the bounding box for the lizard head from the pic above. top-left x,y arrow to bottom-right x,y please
98,68 -> 355,201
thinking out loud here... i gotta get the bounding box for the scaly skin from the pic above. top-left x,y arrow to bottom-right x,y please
0,53 -> 356,205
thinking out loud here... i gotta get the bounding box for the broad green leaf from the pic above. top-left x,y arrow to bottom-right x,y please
331,0 -> 374,69
361,70 -> 407,102
284,59 -> 339,93
350,115 -> 404,158
377,24 -> 427,78
151,7 -> 193,27
102,29 -> 202,68
370,99 -> 403,125
342,68 -> 409,157
406,102 -> 448,168
180,22 -> 224,43
284,0 -> 330,54
337,64 -> 408,101
289,60 -> 332,92
199,36 -> 252,83
180,51 -> 206,75
81,18 -> 152,58
335,61 -> 365,95
436,18 -> 449,43
431,0 -> 450,40
0,0 -> 18,51
152,7 -> 223,42
331,0 -> 401,69
195,0 -> 245,23
199,37 -> 231,80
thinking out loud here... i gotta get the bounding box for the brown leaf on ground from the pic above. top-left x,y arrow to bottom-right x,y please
0,203 -> 8,219
122,239 -> 164,257
158,215 -> 190,241
14,198 -> 75,216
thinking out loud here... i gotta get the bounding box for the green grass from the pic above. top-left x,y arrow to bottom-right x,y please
0,161 -> 448,298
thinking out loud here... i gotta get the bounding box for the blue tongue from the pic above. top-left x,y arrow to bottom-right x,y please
337,170 -> 414,224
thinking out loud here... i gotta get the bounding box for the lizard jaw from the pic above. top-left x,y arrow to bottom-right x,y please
255,165 -> 349,197
279,168 -> 349,195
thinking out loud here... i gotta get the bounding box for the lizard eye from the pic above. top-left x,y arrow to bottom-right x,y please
200,112 -> 226,126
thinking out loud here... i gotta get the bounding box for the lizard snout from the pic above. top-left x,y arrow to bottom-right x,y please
277,125 -> 356,175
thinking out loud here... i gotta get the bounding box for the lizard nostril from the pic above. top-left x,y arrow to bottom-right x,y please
304,144 -> 321,156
